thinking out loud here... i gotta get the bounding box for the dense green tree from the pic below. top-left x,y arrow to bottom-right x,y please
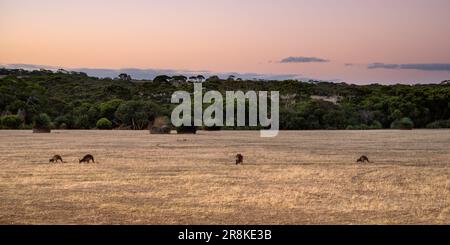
74,114 -> 91,129
117,73 -> 132,81
171,75 -> 187,82
115,100 -> 161,130
153,75 -> 172,84
196,75 -> 205,83
99,99 -> 124,123
72,103 -> 97,128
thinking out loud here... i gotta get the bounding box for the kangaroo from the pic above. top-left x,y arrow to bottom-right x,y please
49,155 -> 64,163
235,154 -> 244,165
357,155 -> 370,163
79,154 -> 95,164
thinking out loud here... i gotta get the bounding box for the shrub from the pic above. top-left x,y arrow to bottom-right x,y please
346,124 -> 369,130
59,123 -> 68,129
88,106 -> 99,123
54,115 -> 71,129
20,124 -> 33,130
369,120 -> 383,129
359,124 -> 369,130
33,113 -> 52,130
1,115 -> 23,129
96,118 -> 113,130
74,114 -> 91,129
391,117 -> 414,130
426,120 -> 450,129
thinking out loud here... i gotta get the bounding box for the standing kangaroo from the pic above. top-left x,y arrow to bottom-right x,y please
49,155 -> 64,163
235,154 -> 244,165
357,155 -> 370,163
79,154 -> 95,164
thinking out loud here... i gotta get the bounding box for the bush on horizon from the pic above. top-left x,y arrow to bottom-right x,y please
426,120 -> 450,129
74,114 -> 91,129
391,117 -> 414,130
54,115 -> 72,129
1,115 -> 24,129
96,118 -> 113,130
33,113 -> 52,130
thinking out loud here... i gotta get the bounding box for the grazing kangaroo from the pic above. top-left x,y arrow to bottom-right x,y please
235,154 -> 244,165
49,155 -> 64,163
79,154 -> 95,164
357,155 -> 370,163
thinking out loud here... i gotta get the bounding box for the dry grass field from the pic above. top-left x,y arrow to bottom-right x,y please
0,130 -> 448,224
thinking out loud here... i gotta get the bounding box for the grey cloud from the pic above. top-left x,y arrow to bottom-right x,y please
368,63 -> 450,72
368,63 -> 401,69
280,56 -> 329,63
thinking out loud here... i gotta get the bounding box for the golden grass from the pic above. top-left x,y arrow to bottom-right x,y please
0,130 -> 448,224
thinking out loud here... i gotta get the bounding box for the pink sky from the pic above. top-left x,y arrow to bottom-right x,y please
1,0 -> 450,83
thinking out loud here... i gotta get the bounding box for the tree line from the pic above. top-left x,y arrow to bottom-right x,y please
0,68 -> 449,130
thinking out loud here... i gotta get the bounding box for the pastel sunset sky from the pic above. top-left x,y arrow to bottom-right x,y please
1,0 -> 450,84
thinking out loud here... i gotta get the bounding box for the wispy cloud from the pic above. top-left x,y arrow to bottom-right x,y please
368,63 -> 450,72
280,56 -> 329,63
